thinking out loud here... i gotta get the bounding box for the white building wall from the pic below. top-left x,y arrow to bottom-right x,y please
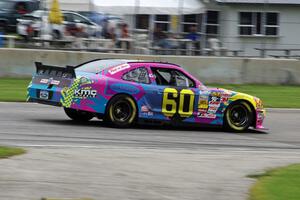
213,3 -> 300,57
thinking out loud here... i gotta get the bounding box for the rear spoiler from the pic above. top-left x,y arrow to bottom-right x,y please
35,62 -> 76,78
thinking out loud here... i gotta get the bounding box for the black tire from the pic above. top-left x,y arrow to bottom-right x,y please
105,95 -> 137,128
64,107 -> 94,122
224,101 -> 254,132
52,30 -> 61,39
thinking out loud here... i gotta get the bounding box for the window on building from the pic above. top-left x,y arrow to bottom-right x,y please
239,12 -> 279,36
265,12 -> 279,35
154,15 -> 170,31
205,11 -> 219,35
122,67 -> 150,84
136,14 -> 150,29
181,14 -> 202,33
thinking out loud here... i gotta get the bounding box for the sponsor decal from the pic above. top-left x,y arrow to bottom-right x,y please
108,64 -> 130,75
211,92 -> 221,97
147,112 -> 154,116
197,112 -> 216,119
40,79 -> 49,84
198,95 -> 209,112
149,73 -> 155,78
221,97 -> 229,102
74,89 -> 97,98
208,106 -> 218,114
39,90 -> 49,100
209,100 -> 220,105
50,80 -> 60,85
40,78 -> 60,85
61,77 -> 95,108
141,105 -> 150,112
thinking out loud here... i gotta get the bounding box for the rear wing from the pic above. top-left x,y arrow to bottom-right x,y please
35,62 -> 76,79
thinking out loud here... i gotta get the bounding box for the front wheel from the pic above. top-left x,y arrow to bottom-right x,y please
224,101 -> 254,132
64,107 -> 94,122
106,95 -> 137,128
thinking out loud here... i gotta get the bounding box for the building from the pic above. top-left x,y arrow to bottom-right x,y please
208,0 -> 300,57
48,0 -> 300,57
128,0 -> 300,57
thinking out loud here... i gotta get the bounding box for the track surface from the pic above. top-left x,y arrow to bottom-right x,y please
0,103 -> 299,149
0,103 -> 300,200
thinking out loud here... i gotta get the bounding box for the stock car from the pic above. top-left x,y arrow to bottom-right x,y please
27,59 -> 266,132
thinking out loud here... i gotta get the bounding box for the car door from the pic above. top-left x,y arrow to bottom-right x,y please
149,66 -> 199,122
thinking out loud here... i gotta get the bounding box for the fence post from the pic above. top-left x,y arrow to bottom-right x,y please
0,32 -> 3,48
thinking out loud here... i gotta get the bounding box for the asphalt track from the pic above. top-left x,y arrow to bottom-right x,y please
0,103 -> 300,149
0,102 -> 300,200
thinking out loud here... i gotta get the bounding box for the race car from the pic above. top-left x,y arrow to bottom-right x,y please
27,59 -> 266,132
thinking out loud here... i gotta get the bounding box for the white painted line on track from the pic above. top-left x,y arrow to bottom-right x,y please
267,108 -> 300,112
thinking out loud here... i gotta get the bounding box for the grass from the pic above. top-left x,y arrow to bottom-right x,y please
0,78 -> 299,108
0,78 -> 30,102
0,146 -> 26,159
208,84 -> 300,108
248,164 -> 300,200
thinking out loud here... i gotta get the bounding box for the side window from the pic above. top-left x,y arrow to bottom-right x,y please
73,14 -> 90,24
63,13 -> 73,22
122,67 -> 150,84
174,70 -> 195,87
151,68 -> 195,87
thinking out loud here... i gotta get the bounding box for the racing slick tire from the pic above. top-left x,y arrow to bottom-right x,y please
224,101 -> 254,132
106,95 -> 137,128
64,107 -> 94,122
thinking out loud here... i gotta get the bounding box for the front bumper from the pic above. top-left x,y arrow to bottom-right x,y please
255,109 -> 267,130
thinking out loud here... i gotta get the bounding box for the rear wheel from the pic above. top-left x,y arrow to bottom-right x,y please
64,107 -> 94,122
52,30 -> 62,39
224,101 -> 254,132
106,95 -> 137,128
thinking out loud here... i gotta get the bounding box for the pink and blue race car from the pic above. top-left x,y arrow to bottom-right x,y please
27,59 -> 266,132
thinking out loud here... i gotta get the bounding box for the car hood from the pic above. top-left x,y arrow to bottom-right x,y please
204,87 -> 263,109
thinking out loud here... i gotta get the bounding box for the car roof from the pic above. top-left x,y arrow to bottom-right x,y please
78,59 -> 182,68
74,59 -> 182,74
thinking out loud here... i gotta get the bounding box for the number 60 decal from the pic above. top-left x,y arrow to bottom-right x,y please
162,88 -> 195,118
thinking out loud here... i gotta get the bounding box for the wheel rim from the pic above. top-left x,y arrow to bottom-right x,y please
229,104 -> 249,128
112,100 -> 132,122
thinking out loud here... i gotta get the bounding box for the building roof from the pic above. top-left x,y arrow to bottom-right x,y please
216,0 -> 300,4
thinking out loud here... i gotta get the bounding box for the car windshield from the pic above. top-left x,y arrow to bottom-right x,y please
30,10 -> 46,18
75,60 -> 129,74
0,1 -> 14,10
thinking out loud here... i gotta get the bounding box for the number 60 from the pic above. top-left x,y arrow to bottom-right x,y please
162,88 -> 195,118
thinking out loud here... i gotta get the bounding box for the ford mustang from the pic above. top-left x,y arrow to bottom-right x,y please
27,59 -> 266,132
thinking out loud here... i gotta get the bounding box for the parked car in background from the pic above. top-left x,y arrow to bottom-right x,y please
77,11 -> 106,26
17,10 -> 102,39
0,0 -> 40,32
78,11 -> 124,27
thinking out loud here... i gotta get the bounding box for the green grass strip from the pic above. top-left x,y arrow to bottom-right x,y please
0,78 -> 30,102
248,164 -> 300,200
208,84 -> 300,108
0,146 -> 26,158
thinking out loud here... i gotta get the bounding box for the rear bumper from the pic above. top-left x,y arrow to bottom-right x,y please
27,86 -> 63,106
27,97 -> 62,107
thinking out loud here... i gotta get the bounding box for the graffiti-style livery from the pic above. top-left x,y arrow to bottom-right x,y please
27,59 -> 266,132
